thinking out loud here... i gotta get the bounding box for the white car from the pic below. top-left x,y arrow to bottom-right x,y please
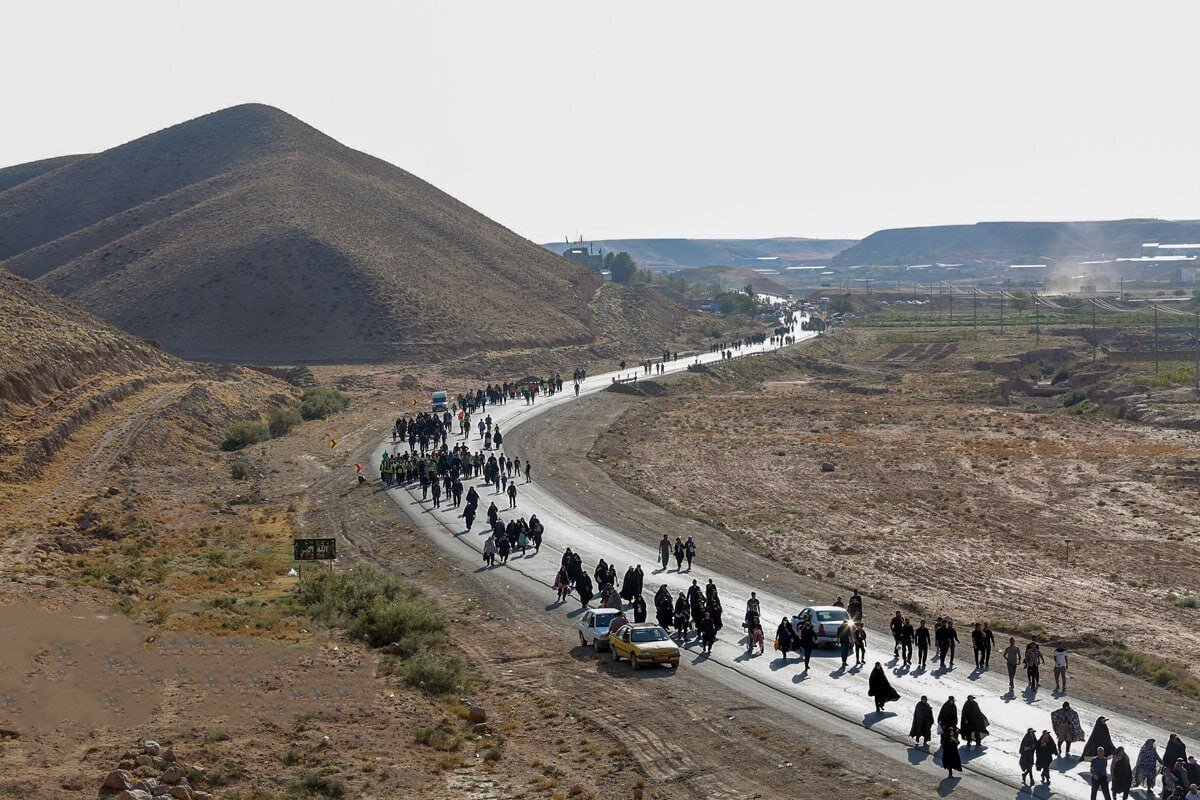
796,606 -> 850,645
577,608 -> 622,651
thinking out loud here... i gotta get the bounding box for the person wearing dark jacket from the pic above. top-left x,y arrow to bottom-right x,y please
1111,746 -> 1132,800
631,594 -> 647,624
576,573 -> 593,609
799,623 -> 817,671
915,619 -> 931,668
960,695 -> 989,746
868,662 -> 900,712
1036,730 -> 1057,785
1164,735 -> 1188,776
910,696 -> 934,746
776,618 -> 795,659
658,535 -> 671,570
697,613 -> 717,653
1083,716 -> 1116,760
937,696 -> 958,735
941,725 -> 963,778
1019,728 -> 1037,785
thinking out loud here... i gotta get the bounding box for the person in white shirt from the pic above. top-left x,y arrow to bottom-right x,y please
1053,642 -> 1069,693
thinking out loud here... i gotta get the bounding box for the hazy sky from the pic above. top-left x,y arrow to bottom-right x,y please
4,2 -> 1199,241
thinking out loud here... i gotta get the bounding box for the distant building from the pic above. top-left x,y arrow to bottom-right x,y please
560,245 -> 605,272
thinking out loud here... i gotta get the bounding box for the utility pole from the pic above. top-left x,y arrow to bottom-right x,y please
930,282 -> 934,320
1120,276 -> 1125,300
1154,304 -> 1160,375
1035,295 -> 1040,346
999,289 -> 1005,335
948,285 -> 954,323
1091,299 -> 1097,365
972,286 -> 978,329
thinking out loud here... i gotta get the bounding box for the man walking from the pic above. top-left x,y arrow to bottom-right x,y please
890,611 -> 904,657
1004,636 -> 1022,692
1091,746 -> 1113,800
1053,641 -> 1069,693
658,535 -> 671,571
915,619 -> 930,669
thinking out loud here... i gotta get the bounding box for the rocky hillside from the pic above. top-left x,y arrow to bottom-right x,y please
831,218 -> 1200,266
0,104 -> 691,364
0,269 -> 286,484
542,237 -> 856,273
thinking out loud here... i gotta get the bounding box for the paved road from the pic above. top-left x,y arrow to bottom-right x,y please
376,320 -> 1161,800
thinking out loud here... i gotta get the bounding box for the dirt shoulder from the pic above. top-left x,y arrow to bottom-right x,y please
509,371 -> 1200,733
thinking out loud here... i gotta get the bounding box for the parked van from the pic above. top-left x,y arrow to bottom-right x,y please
431,390 -> 448,412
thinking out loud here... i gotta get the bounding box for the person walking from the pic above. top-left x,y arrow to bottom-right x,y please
658,535 -> 671,571
853,623 -> 867,666
937,696 -> 958,739
960,695 -> 989,747
1083,716 -> 1115,760
847,590 -> 863,623
890,611 -> 904,657
971,623 -> 987,669
1053,641 -> 1070,693
799,621 -> 816,671
632,593 -> 647,624
1025,641 -> 1044,690
981,622 -> 995,667
1052,701 -> 1085,757
673,537 -> 685,571
697,612 -> 717,654
910,696 -> 934,747
836,618 -> 853,668
1003,636 -> 1022,692
941,725 -> 963,779
915,619 -> 931,669
525,461 -> 532,483
899,617 -> 914,667
776,617 -> 795,659
1036,730 -> 1057,785
684,536 -> 696,570
1019,728 -> 1037,786
1111,746 -> 1132,800
1090,746 -> 1113,800
1132,739 -> 1162,795
943,619 -> 959,667
507,481 -> 518,508
868,662 -> 900,712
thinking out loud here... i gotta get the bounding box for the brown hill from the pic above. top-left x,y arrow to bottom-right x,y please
0,268 -> 286,487
0,104 -> 692,364
0,154 -> 85,193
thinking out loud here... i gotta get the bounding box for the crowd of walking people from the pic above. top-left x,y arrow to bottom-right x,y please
382,339 -> 1198,800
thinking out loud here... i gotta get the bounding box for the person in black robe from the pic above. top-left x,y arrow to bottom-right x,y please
631,593 -> 647,624
688,581 -> 704,623
1035,730 -> 1056,785
655,585 -> 673,630
910,696 -> 934,746
941,725 -> 963,778
868,662 -> 900,712
1019,728 -> 1037,785
1082,716 -> 1115,759
776,618 -> 795,659
576,572 -> 593,609
673,593 -> 691,636
619,567 -> 636,602
1162,734 -> 1186,775
960,695 -> 989,746
1110,746 -> 1132,800
937,696 -> 958,736
630,565 -> 644,597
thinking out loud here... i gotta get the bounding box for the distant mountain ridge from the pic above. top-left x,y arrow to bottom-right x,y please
539,237 -> 856,273
831,219 -> 1200,266
0,104 -> 691,364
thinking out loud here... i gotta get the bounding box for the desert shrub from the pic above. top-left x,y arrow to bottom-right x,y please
298,387 -> 350,420
284,772 -> 345,799
1091,646 -> 1200,697
268,405 -> 303,438
229,460 -> 251,480
1062,389 -> 1087,408
296,568 -> 449,652
222,420 -> 270,451
413,721 -> 463,751
398,651 -> 465,696
1051,366 -> 1070,385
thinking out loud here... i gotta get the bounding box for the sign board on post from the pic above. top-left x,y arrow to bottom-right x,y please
294,538 -> 336,561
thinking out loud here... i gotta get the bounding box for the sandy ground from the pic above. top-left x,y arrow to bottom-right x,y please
586,332 -> 1200,705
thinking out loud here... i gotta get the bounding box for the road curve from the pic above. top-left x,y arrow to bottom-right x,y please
376,323 -> 1159,800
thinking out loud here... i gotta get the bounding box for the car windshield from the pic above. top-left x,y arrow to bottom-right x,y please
816,610 -> 848,623
631,627 -> 670,643
594,614 -> 615,628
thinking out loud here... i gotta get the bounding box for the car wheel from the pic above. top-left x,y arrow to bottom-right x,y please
671,661 -> 680,669
579,631 -> 587,647
630,656 -> 640,671
593,639 -> 601,653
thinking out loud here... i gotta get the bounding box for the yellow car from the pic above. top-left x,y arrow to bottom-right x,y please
609,623 -> 680,670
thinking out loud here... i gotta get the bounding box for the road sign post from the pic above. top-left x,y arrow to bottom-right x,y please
294,537 -> 336,581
